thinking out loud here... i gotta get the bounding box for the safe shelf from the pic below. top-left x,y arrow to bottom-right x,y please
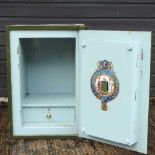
22,94 -> 75,107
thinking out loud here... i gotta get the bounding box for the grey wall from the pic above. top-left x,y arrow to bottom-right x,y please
0,0 -> 155,97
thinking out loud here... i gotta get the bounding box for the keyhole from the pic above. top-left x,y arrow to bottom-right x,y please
101,81 -> 108,92
47,109 -> 52,119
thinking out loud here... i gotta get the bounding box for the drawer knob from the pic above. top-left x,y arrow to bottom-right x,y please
47,112 -> 52,119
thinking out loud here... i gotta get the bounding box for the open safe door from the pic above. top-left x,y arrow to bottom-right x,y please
79,30 -> 151,154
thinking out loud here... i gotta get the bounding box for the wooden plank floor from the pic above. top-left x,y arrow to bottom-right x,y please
0,101 -> 155,155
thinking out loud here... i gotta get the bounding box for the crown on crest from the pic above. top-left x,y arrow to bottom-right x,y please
97,60 -> 112,70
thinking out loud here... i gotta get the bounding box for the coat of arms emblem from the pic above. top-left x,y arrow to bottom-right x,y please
90,60 -> 119,111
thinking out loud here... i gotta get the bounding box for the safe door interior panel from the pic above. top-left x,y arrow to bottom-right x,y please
79,30 -> 151,154
80,41 -> 139,145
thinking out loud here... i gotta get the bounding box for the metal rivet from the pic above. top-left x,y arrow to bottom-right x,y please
81,128 -> 86,133
125,138 -> 130,144
82,42 -> 86,48
127,44 -> 133,51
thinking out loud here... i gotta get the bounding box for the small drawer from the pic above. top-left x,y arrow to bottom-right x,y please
23,107 -> 75,123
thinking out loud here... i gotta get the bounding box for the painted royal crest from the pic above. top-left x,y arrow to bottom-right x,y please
90,60 -> 119,111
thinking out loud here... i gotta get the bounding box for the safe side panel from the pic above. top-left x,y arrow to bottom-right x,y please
79,30 -> 151,154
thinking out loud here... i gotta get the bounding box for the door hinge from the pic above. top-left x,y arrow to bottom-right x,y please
141,48 -> 143,60
17,45 -> 20,55
20,109 -> 22,115
141,70 -> 143,77
135,90 -> 137,101
134,121 -> 136,133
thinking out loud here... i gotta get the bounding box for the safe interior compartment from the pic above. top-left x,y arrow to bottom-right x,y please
19,38 -> 77,130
